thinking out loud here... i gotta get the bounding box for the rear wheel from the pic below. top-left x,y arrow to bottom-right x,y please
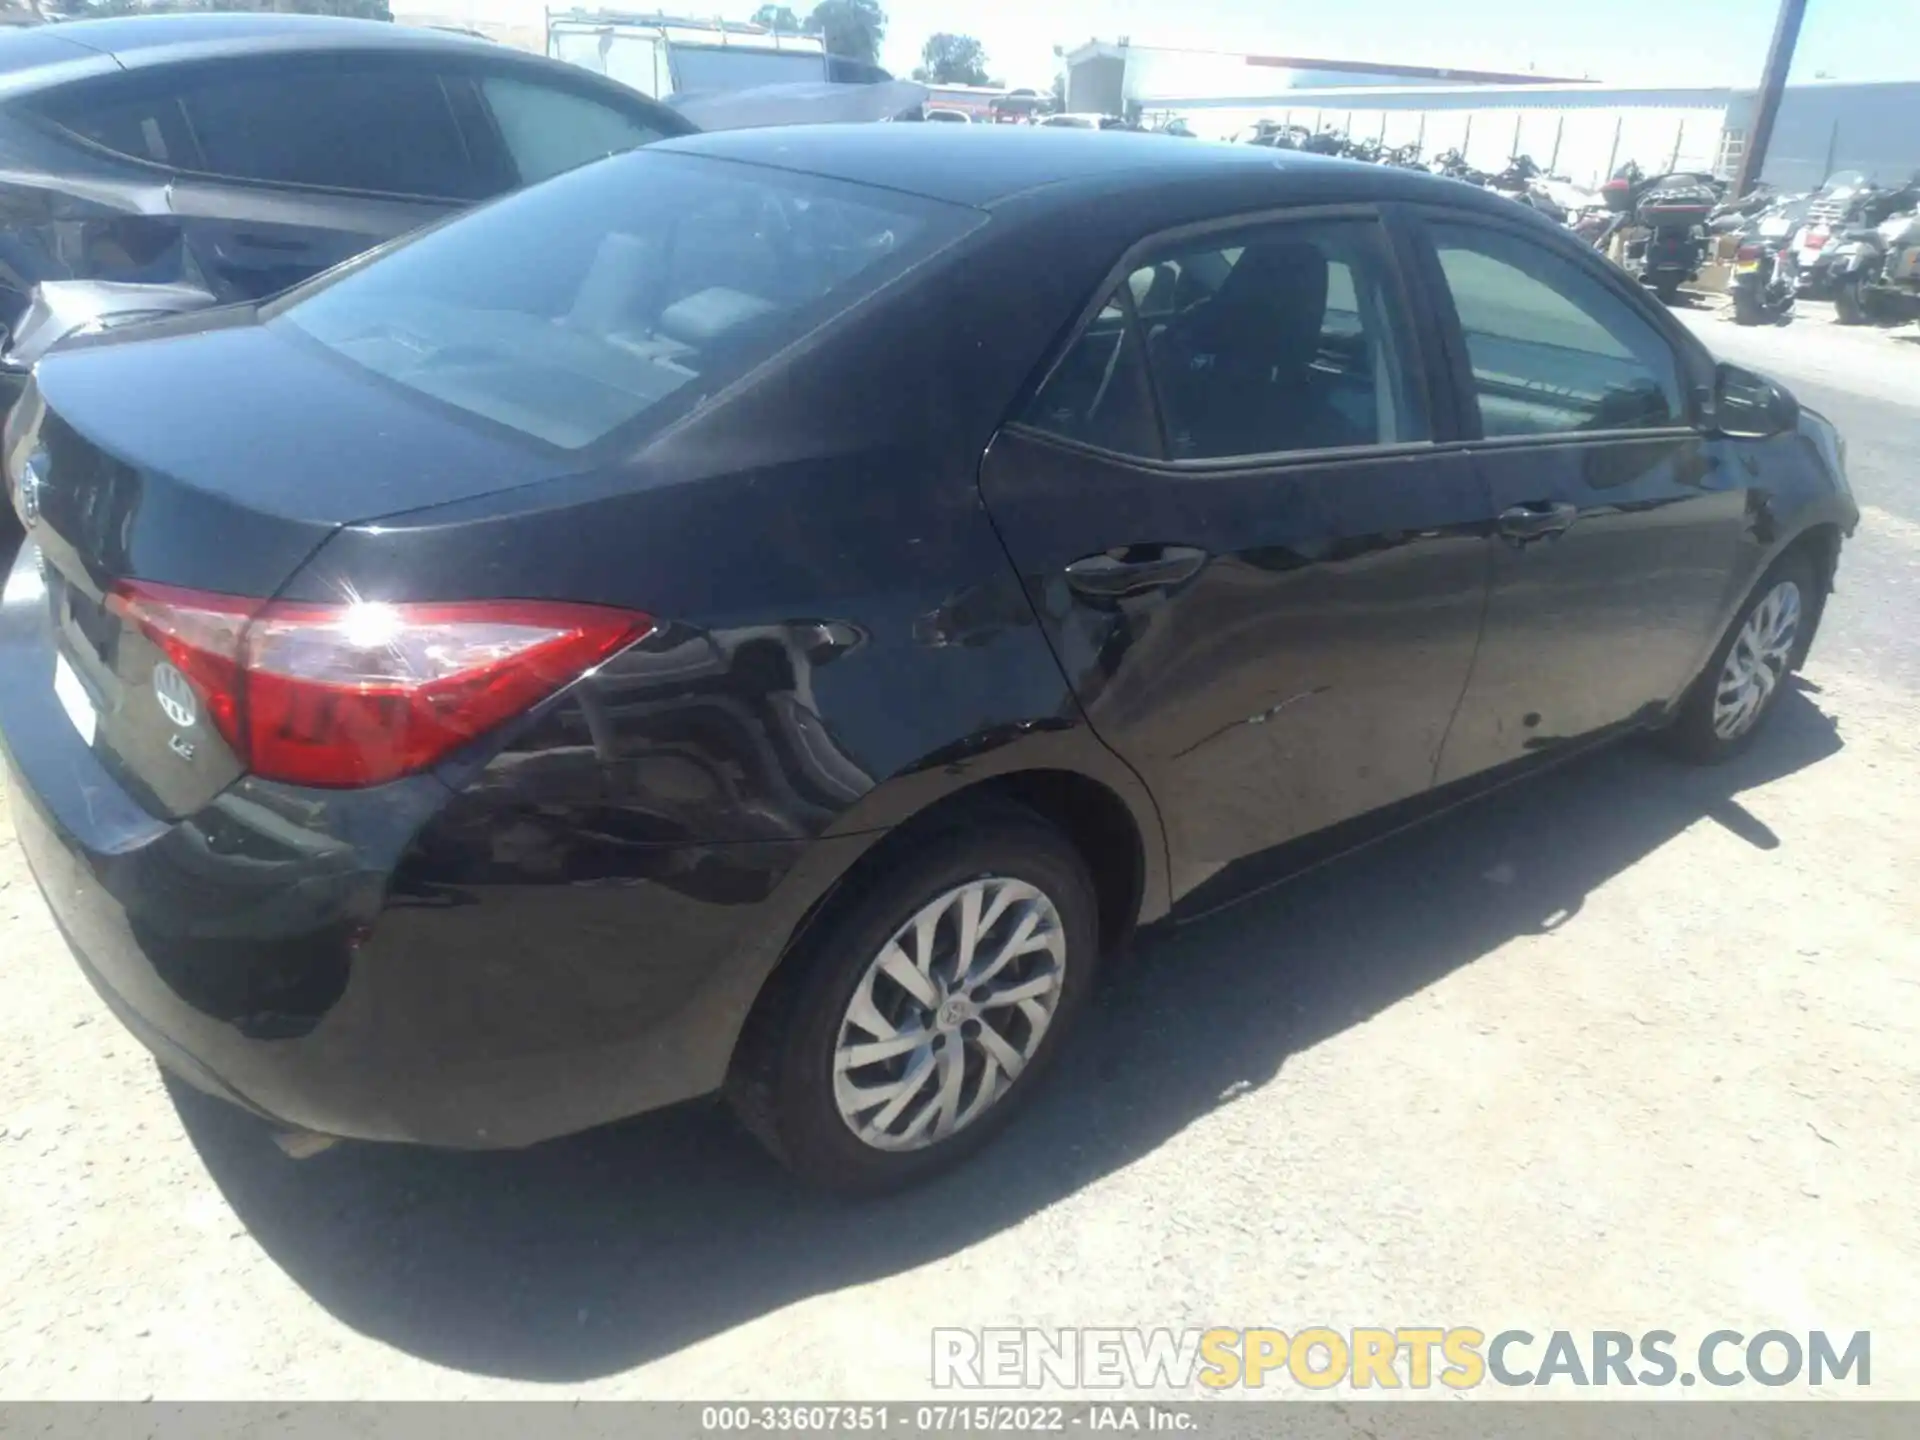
1732,286 -> 1765,326
728,805 -> 1098,1194
1834,274 -> 1871,324
1662,551 -> 1817,764
1654,277 -> 1683,305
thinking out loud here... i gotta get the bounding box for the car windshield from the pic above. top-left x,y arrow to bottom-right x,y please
271,149 -> 971,451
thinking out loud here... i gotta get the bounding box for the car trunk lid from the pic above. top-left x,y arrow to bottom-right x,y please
9,320 -> 576,818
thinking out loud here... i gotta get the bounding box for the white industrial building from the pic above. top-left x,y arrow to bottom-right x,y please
1064,40 -> 1920,191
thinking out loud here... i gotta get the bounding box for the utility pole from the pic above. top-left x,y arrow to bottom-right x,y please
1733,0 -> 1808,196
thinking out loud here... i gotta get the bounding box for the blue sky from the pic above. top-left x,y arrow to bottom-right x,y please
877,0 -> 1920,93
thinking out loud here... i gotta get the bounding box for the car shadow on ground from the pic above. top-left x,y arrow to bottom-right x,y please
173,686 -> 1842,1383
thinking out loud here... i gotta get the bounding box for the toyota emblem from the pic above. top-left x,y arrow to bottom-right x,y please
152,661 -> 198,732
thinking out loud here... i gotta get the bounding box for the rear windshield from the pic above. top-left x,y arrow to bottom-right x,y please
271,148 -> 972,450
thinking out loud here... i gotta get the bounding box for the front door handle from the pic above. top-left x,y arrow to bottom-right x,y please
1497,501 -> 1580,545
1064,545 -> 1208,598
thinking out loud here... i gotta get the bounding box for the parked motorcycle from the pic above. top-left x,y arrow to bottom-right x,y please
1602,165 -> 1720,304
1788,171 -> 1915,304
1430,149 -> 1489,184
1240,120 -> 1308,149
1710,183 -> 1779,235
1877,208 -> 1920,321
1821,176 -> 1920,324
1729,195 -> 1808,326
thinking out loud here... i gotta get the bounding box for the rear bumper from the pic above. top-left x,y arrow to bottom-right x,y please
1,543 -> 870,1148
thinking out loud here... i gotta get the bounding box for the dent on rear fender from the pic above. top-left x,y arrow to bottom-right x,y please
425,617 -> 881,857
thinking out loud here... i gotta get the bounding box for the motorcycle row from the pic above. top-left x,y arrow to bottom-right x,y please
1710,170 -> 1920,329
1233,120 -> 1920,330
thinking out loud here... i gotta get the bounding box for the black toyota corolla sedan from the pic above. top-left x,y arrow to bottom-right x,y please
0,127 -> 1858,1192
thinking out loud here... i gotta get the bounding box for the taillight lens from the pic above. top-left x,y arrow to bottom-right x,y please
1736,242 -> 1763,262
109,583 -> 652,788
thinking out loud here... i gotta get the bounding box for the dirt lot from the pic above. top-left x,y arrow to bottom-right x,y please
1,302 -> 1917,1401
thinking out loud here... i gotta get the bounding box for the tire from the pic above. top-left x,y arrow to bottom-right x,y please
1834,275 -> 1870,325
1661,550 -> 1818,765
727,802 -> 1099,1194
1732,287 -> 1764,326
1654,278 -> 1682,306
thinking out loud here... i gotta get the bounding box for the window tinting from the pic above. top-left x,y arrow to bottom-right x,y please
181,66 -> 484,198
1026,221 -> 1417,462
480,75 -> 664,186
1430,223 -> 1684,437
1141,221 -> 1417,460
274,150 -> 972,450
31,85 -> 201,168
1022,295 -> 1159,456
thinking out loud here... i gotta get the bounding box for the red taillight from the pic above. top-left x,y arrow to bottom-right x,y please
109,583 -> 652,788
1736,242 -> 1763,262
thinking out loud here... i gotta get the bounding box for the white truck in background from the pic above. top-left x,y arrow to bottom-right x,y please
545,9 -> 837,98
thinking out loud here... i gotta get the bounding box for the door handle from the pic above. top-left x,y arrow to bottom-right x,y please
1063,545 -> 1208,598
1497,501 -> 1580,545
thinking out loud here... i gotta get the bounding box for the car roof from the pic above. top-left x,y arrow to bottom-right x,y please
2,13 -> 495,62
661,122 -> 1513,213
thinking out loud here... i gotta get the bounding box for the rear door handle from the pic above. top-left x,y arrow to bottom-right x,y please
1497,501 -> 1580,545
1064,545 -> 1208,598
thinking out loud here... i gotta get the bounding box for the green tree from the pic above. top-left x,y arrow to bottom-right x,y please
803,0 -> 884,65
912,32 -> 988,86
1049,72 -> 1066,112
751,3 -> 801,31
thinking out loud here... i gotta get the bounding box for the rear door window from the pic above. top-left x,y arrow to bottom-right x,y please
179,63 -> 487,199
1024,218 -> 1420,462
1139,220 -> 1420,460
478,74 -> 668,186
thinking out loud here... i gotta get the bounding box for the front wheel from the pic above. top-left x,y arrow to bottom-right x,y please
1662,552 -> 1817,764
728,804 -> 1099,1194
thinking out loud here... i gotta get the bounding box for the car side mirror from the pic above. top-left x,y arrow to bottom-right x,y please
1713,361 -> 1799,438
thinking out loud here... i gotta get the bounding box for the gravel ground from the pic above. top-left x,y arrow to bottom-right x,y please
2,301 -> 1917,1402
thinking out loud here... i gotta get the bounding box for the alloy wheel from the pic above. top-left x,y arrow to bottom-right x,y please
831,877 -> 1066,1152
1712,579 -> 1801,741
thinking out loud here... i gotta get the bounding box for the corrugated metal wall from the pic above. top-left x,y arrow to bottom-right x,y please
1190,103 -> 1728,186
1725,84 -> 1920,193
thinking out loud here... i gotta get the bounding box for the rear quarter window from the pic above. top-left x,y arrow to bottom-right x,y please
26,79 -> 203,168
478,74 -> 668,186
